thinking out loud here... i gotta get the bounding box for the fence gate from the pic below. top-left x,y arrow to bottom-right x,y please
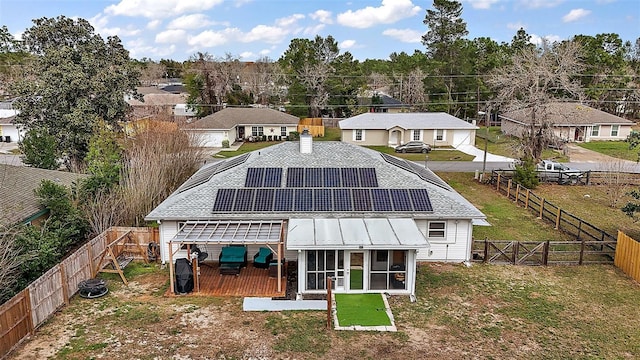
480,240 -> 547,265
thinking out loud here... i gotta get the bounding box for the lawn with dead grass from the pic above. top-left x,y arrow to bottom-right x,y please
8,262 -> 639,359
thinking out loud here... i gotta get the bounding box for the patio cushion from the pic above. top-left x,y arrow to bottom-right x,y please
220,246 -> 247,263
254,247 -> 272,263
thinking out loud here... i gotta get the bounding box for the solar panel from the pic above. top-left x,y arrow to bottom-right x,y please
212,188 -> 236,212
314,189 -> 332,211
263,168 -> 282,187
409,188 -> 433,212
286,167 -> 304,187
407,162 -> 452,191
359,168 -> 379,187
245,168 -> 265,187
371,189 -> 393,211
333,189 -> 352,211
380,153 -> 413,173
305,168 -> 323,187
323,168 -> 341,187
177,163 -> 219,193
214,153 -> 250,175
274,188 -> 294,211
294,189 -> 313,211
341,168 -> 360,187
390,189 -> 413,211
352,189 -> 372,211
233,188 -> 255,211
254,188 -> 275,211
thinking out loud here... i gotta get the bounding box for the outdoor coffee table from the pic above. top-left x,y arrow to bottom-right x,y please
219,263 -> 241,275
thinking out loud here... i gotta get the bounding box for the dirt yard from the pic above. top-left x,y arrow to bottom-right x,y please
8,262 -> 640,360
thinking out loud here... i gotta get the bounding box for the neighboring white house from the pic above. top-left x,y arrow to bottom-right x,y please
0,108 -> 23,143
339,112 -> 478,148
500,102 -> 635,142
184,107 -> 300,147
145,137 -> 486,299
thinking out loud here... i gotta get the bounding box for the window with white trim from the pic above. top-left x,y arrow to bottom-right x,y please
281,126 -> 287,137
591,125 -> 600,137
413,129 -> 421,141
436,129 -> 444,141
252,126 -> 264,136
428,221 -> 446,238
611,125 -> 619,137
354,129 -> 364,141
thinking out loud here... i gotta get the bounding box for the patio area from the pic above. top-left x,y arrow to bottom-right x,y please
166,261 -> 288,298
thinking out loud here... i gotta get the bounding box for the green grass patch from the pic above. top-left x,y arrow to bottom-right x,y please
349,269 -> 363,290
54,327 -> 109,359
314,126 -> 341,141
335,294 -> 392,327
265,312 -> 330,355
365,145 -> 474,161
215,141 -> 280,157
578,141 -> 637,161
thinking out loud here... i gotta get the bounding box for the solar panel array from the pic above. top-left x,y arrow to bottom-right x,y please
212,188 -> 433,212
380,153 -> 452,191
178,153 -> 251,193
284,167 -> 378,188
245,167 -> 283,187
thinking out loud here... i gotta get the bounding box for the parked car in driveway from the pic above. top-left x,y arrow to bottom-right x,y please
394,141 -> 432,153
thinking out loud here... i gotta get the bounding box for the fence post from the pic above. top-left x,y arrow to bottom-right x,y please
555,208 -> 561,230
483,239 -> 489,263
60,263 -> 70,306
24,288 -> 35,336
525,189 -> 530,209
515,184 -> 520,204
579,239 -> 585,265
539,198 -> 545,219
507,179 -> 512,199
577,222 -> 582,241
512,241 -> 518,265
543,241 -> 550,265
497,174 -> 501,191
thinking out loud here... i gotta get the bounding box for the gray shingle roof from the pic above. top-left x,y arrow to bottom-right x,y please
500,102 -> 634,126
145,141 -> 485,222
0,165 -> 87,226
185,108 -> 300,130
339,112 -> 478,130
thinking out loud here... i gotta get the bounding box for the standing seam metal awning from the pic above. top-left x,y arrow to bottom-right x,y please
172,220 -> 283,243
286,218 -> 429,250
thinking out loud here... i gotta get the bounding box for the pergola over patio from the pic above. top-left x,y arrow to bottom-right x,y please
168,220 -> 286,295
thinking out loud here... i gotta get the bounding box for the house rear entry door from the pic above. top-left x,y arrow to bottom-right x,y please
349,252 -> 364,290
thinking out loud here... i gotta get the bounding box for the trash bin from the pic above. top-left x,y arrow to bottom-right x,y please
4,136 -> 10,143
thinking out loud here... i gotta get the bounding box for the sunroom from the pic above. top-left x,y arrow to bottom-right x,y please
287,218 -> 429,298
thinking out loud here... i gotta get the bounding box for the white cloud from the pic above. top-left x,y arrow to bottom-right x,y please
147,20 -> 162,30
89,14 -> 140,37
259,49 -> 271,56
519,0 -> 564,9
562,8 -> 591,23
310,10 -> 333,24
167,14 -> 214,30
234,0 -> 253,7
155,29 -> 187,43
239,51 -> 255,59
105,0 -> 224,19
275,14 -> 305,28
340,39 -> 356,49
529,34 -> 562,46
187,28 -> 241,48
127,39 -> 176,59
304,24 -> 326,35
382,28 -> 423,43
465,0 -> 500,9
337,0 -> 421,29
507,22 -> 526,31
242,25 -> 290,44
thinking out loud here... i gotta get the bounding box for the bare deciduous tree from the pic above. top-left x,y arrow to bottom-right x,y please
597,159 -> 636,208
299,63 -> 331,118
402,68 -> 426,110
0,225 -> 23,302
488,40 -> 584,160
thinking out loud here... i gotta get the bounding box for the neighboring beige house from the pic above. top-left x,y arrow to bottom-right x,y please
126,86 -> 192,121
339,112 -> 478,148
0,165 -> 86,226
500,102 -> 635,142
184,107 -> 300,147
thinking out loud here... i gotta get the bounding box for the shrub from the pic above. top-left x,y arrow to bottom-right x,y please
222,139 -> 230,148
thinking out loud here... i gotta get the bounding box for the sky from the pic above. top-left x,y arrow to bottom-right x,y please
0,0 -> 638,62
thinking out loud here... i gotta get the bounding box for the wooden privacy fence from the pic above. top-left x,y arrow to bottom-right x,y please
490,172 -> 616,246
472,239 -> 617,265
615,232 -> 640,282
298,118 -> 325,137
0,226 -> 158,360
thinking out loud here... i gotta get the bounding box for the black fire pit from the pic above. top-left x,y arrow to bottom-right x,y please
78,279 -> 109,299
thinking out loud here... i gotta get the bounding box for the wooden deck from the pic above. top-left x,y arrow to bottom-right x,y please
167,262 -> 287,297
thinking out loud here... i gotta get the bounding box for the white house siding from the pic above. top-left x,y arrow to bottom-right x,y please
341,129 -> 387,145
0,124 -> 23,143
159,221 -> 178,264
586,124 -> 632,142
414,219 -> 473,262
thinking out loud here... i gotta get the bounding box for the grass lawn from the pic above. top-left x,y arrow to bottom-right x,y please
334,294 -> 391,327
215,141 -> 280,158
476,127 -> 569,162
578,141 -> 638,161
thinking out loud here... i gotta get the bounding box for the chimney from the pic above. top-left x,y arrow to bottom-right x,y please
300,128 -> 312,153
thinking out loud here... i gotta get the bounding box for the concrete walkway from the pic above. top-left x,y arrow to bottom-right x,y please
243,297 -> 327,311
454,144 -> 516,162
